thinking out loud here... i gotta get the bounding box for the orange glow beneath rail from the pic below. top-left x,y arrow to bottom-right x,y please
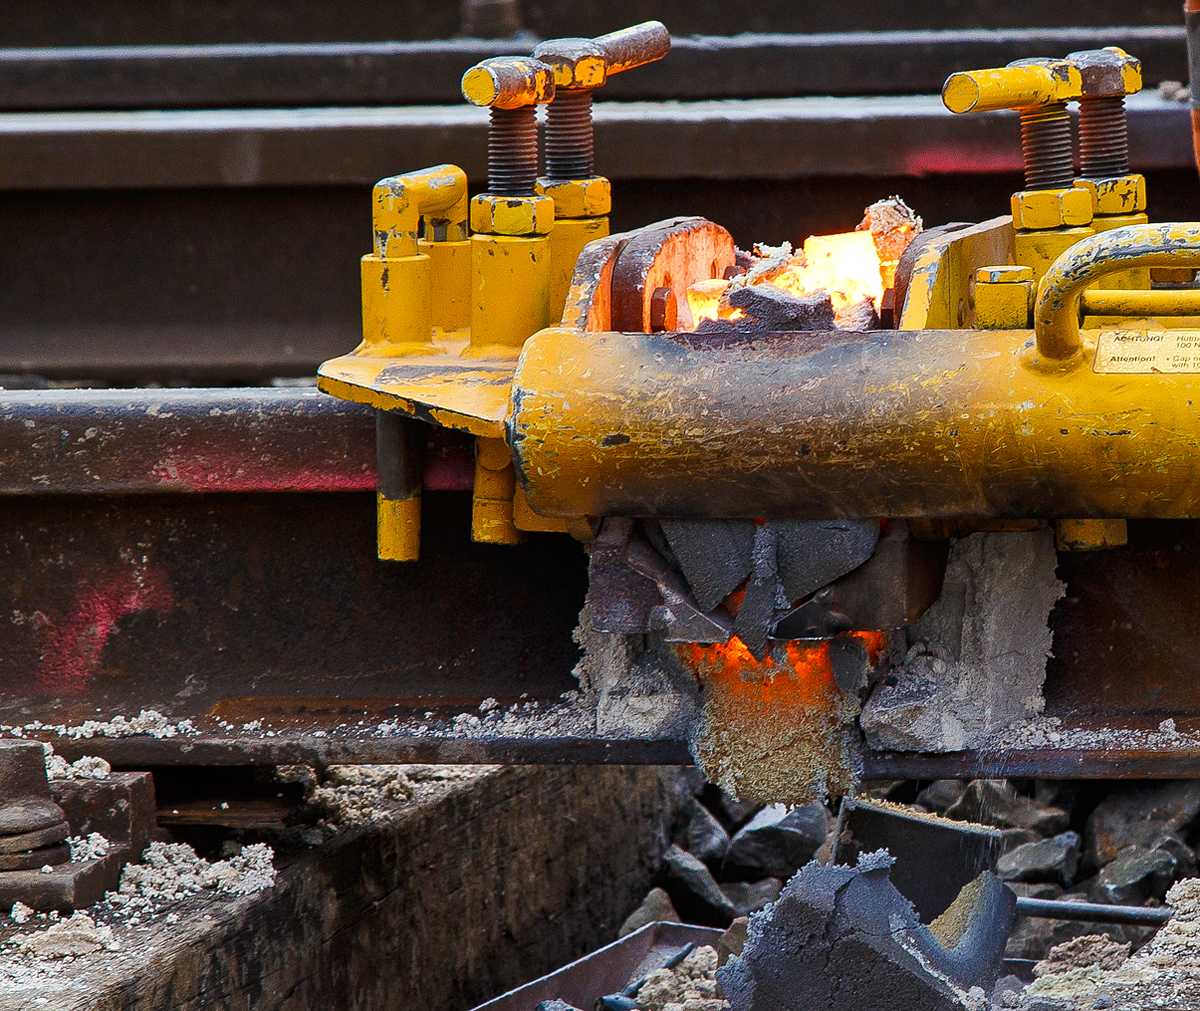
682,629 -> 887,706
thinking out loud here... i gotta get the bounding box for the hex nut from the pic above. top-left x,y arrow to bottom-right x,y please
1066,47 -> 1142,97
469,194 -> 554,236
534,176 -> 612,217
1010,187 -> 1094,230
1074,175 -> 1147,215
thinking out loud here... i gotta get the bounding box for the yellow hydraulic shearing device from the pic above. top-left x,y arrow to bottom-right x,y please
319,39 -> 1200,566
318,21 -> 670,559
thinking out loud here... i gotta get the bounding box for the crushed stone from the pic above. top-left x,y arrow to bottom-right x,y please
634,945 -> 729,1011
115,842 -> 276,903
1033,935 -> 1130,977
371,693 -> 598,742
8,904 -> 31,926
1024,877 -> 1200,1008
1158,80 -> 1191,103
67,833 -> 110,863
2,710 -> 197,741
43,744 -> 110,781
997,716 -> 1200,754
304,764 -> 491,828
13,914 -> 118,959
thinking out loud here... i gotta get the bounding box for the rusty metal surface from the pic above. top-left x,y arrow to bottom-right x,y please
0,490 -> 585,726
0,387 -> 473,494
4,29 -> 1181,111
0,1 -> 1180,48
0,95 -> 1186,193
1047,520 -> 1200,718
0,403 -> 1198,777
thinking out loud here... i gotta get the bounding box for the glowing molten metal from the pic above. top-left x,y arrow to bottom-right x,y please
684,230 -> 887,328
774,231 -> 885,312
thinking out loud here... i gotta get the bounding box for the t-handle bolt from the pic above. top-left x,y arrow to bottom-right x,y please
533,21 -> 670,182
462,56 -> 556,196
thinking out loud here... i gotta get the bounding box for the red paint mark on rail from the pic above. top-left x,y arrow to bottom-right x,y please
37,567 -> 175,696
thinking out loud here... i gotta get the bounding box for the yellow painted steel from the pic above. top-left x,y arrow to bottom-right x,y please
377,492 -> 421,561
469,193 -> 554,237
1035,223 -> 1200,359
372,165 -> 468,258
898,217 -> 1014,330
461,57 -> 555,109
974,274 -> 1033,329
1084,210 -> 1151,290
1014,226 -> 1094,282
548,216 -> 610,321
360,253 -> 434,350
1081,289 -> 1200,317
1076,176 -> 1147,216
535,177 -> 612,218
468,233 -> 554,352
357,165 -> 471,353
942,63 -> 1081,113
507,322 -> 1200,521
1010,187 -> 1093,230
513,487 -> 570,532
419,238 -> 471,332
473,437 -> 523,544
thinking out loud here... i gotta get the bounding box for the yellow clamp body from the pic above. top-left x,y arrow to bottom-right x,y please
362,165 -> 469,347
1034,222 -> 1200,359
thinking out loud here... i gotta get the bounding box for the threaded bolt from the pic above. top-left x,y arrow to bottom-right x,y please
488,105 -> 539,196
545,89 -> 595,180
1019,102 -> 1075,190
1078,94 -> 1129,179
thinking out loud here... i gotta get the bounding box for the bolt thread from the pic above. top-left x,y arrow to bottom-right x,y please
1078,95 -> 1129,179
544,89 -> 594,180
1019,102 -> 1075,191
488,105 -> 538,196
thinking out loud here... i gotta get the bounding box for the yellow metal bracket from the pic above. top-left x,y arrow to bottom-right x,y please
1034,222 -> 1200,360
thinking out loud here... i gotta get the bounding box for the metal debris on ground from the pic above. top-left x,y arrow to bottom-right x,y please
1021,878 -> 1200,1008
296,764 -> 495,831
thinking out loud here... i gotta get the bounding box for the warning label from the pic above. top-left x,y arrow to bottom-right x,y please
1093,330 -> 1200,373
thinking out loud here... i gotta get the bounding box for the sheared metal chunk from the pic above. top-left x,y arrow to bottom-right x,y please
771,519 -> 879,603
732,525 -> 780,661
773,521 -> 947,640
724,283 -> 835,331
833,797 -> 1005,922
660,519 -> 755,612
718,852 -> 1015,1011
